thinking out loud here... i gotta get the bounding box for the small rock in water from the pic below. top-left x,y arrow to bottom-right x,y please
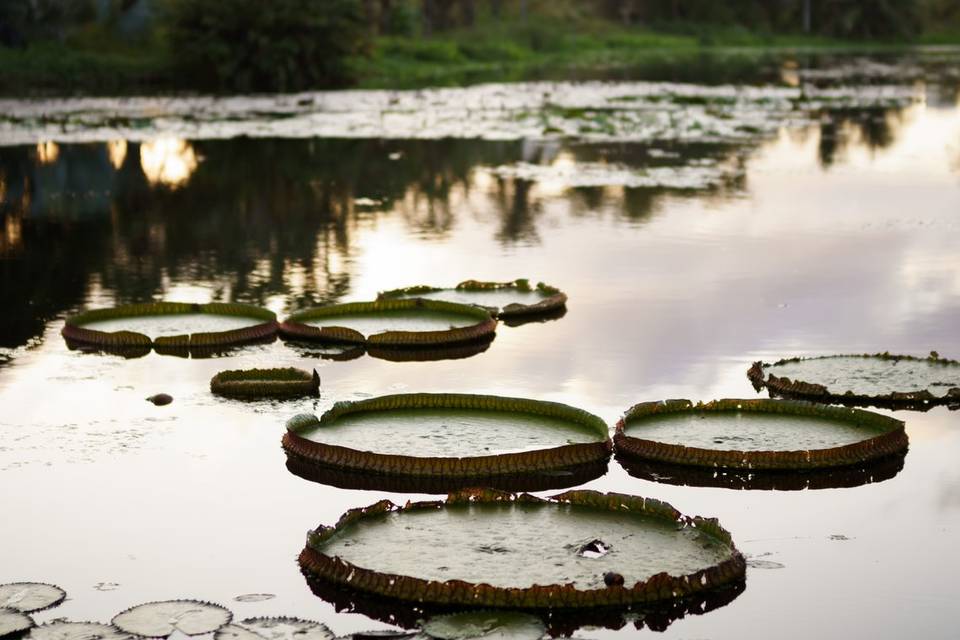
604,572 -> 625,587
146,394 -> 173,406
578,539 -> 612,558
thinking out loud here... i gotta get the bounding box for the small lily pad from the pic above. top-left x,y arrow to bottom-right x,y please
0,609 -> 34,638
422,611 -> 546,640
112,600 -> 232,637
25,622 -> 134,640
215,618 -> 333,640
0,583 -> 67,613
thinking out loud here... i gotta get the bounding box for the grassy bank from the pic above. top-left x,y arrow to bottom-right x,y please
1,17 -> 958,96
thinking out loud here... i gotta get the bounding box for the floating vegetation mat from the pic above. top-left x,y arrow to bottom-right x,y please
0,582 -> 68,639
299,489 -> 745,611
748,353 -> 960,410
378,280 -> 567,320
614,399 -> 907,471
283,394 -> 611,483
279,300 -> 495,348
112,600 -> 232,637
62,302 -> 277,357
210,368 -> 319,399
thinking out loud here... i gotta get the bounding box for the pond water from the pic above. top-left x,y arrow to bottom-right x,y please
622,411 -> 888,451
300,407 -> 602,457
2,49 -> 960,638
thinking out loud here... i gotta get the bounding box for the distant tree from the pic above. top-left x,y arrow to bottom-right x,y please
818,0 -> 922,38
162,0 -> 370,92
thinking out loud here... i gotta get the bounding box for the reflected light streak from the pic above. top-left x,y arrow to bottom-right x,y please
36,141 -> 59,165
107,139 -> 128,170
140,138 -> 198,187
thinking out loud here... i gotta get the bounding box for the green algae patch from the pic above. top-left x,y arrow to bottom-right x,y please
299,489 -> 745,610
112,600 -> 232,637
279,300 -> 496,348
62,302 -> 277,356
378,280 -> 567,320
283,394 -> 611,482
748,353 -> 960,410
210,368 -> 320,399
614,399 -> 907,471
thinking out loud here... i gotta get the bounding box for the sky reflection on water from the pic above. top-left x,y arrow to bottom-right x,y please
1,55 -> 960,639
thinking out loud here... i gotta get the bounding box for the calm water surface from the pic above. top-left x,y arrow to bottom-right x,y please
1,51 -> 960,639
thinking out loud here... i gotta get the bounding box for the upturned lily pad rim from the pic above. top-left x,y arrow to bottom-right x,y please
210,368 -> 320,399
377,279 -> 567,319
61,302 -> 278,352
300,488 -> 745,609
278,299 -> 496,347
748,352 -> 960,410
283,393 -> 612,479
614,398 -> 908,471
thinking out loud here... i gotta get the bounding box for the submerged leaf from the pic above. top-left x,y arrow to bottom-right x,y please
0,583 -> 67,613
112,601 -> 232,637
422,611 -> 545,640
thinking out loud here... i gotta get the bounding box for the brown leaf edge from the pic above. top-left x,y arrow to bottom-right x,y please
282,393 -> 612,478
613,398 -> 908,471
61,303 -> 278,354
278,299 -> 496,348
210,368 -> 320,399
747,353 -> 960,411
299,489 -> 745,609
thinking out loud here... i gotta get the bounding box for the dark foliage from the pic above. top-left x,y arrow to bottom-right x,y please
162,0 -> 370,92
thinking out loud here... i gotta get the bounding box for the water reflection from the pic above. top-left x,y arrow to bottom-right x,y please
139,138 -> 198,187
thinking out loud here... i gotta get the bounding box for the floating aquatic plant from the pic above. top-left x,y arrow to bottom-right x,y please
377,280 -> 567,320
0,583 -> 66,613
62,302 -> 277,356
282,394 -> 611,486
279,300 -> 496,348
299,489 -> 745,610
421,611 -> 545,640
614,399 -> 908,471
214,617 -> 333,640
210,368 -> 320,399
111,600 -> 232,638
748,353 -> 960,410
0,610 -> 33,638
25,622 -> 134,640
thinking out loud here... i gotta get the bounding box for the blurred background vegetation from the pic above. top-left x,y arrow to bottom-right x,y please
1,0 -> 959,94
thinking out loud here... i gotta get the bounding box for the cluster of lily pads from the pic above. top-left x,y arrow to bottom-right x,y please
53,281 -> 960,637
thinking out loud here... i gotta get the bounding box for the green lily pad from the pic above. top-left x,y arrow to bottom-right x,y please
279,300 -> 495,348
62,302 -> 277,354
283,394 -> 610,481
614,399 -> 908,471
112,600 -> 232,637
25,622 -> 134,640
422,611 -> 545,640
300,489 -> 745,609
0,609 -> 33,638
378,280 -> 566,320
0,583 -> 67,613
210,368 -> 320,399
214,618 -> 334,640
748,353 -> 960,410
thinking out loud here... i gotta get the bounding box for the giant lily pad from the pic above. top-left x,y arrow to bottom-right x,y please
279,300 -> 496,348
214,617 -> 334,640
0,583 -> 66,613
614,399 -> 908,471
378,280 -> 567,321
25,623 -> 134,640
62,302 -> 277,356
282,394 -> 611,484
299,489 -> 745,610
210,368 -> 320,399
112,600 -> 232,637
748,353 -> 960,410
0,610 -> 33,638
